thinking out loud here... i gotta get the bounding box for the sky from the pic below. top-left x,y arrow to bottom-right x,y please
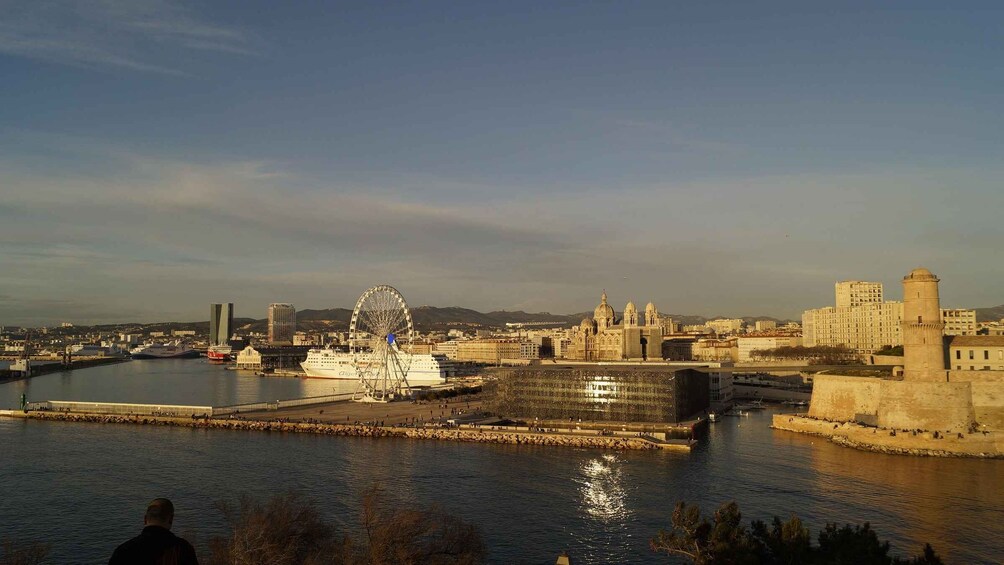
1,1 -> 1003,325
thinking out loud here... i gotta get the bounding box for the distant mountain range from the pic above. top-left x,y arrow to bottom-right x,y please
28,304 -> 1004,333
976,305 -> 1004,323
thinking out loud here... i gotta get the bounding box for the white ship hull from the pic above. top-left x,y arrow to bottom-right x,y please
300,349 -> 447,386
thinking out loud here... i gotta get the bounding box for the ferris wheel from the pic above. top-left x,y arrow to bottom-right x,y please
349,285 -> 415,401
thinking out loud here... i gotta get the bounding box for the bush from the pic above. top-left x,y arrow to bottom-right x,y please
651,501 -> 942,565
207,487 -> 484,565
1,539 -> 49,565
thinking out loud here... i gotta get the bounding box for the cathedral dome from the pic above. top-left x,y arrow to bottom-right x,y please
593,291 -> 615,321
624,301 -> 637,312
645,302 -> 657,312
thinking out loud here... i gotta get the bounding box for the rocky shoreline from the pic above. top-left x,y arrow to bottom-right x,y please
771,414 -> 1003,459
8,410 -> 672,451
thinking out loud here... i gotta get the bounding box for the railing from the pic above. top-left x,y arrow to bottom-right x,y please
276,393 -> 355,409
212,402 -> 276,416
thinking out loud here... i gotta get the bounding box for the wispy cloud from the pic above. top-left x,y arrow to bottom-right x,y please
0,0 -> 253,74
2,133 -> 1003,325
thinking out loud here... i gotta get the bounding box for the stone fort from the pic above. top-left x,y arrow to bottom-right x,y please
798,268 -> 1004,441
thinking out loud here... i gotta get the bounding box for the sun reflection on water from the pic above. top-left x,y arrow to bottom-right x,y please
578,453 -> 628,521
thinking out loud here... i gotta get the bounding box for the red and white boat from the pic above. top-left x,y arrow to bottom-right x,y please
207,345 -> 233,361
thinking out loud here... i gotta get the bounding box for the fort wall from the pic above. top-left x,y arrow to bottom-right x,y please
949,371 -> 1004,430
876,381 -> 974,431
807,374 -> 882,423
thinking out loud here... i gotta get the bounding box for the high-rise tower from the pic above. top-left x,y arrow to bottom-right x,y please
209,303 -> 233,346
268,303 -> 296,345
901,268 -> 947,381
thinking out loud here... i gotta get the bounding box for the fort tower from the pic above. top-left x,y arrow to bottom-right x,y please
901,267 -> 947,381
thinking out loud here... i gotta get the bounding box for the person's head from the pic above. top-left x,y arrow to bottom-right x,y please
144,498 -> 175,529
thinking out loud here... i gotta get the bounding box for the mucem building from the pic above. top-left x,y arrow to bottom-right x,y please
484,364 -> 709,423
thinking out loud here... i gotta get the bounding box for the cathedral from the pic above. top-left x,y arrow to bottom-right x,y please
570,292 -> 664,361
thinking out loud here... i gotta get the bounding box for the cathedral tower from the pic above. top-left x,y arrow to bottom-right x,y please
902,267 -> 947,381
645,302 -> 659,327
624,302 -> 638,327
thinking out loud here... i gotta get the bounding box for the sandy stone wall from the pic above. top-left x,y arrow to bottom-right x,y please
876,381 -> 974,432
948,371 -> 1004,431
807,374 -> 882,423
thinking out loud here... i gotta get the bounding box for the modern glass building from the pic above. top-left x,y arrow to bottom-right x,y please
484,364 -> 709,423
268,303 -> 296,345
209,303 -> 234,346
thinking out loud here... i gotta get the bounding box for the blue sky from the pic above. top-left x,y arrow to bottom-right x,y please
1,1 -> 1002,325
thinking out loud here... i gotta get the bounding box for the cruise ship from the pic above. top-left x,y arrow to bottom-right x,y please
300,348 -> 448,386
130,342 -> 200,359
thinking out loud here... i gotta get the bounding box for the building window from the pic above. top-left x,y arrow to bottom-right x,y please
956,350 -> 962,360
986,350 -> 991,360
969,350 -> 975,360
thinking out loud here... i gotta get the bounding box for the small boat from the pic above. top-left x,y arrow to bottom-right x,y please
708,412 -> 718,423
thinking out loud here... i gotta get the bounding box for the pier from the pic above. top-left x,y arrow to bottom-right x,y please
0,357 -> 130,382
6,392 -> 695,451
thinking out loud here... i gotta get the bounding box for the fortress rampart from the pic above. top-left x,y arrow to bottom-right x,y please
782,268 -> 1004,456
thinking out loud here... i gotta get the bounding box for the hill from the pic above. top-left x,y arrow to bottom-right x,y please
976,305 -> 1004,323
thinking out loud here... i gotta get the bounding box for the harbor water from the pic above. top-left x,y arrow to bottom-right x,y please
1,360 -> 1002,563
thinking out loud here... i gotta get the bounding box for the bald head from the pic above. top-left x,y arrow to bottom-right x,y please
144,498 -> 175,529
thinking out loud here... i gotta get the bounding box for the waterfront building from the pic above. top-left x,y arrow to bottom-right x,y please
519,341 -> 541,360
835,280 -> 884,308
690,338 -> 737,362
433,340 -> 460,360
268,303 -> 296,345
941,308 -> 977,336
454,339 -> 521,364
209,303 -> 234,346
803,280 -> 976,352
737,335 -> 801,362
707,361 -> 734,410
569,292 -> 664,361
947,335 -> 1004,371
706,318 -> 744,335
235,345 -> 311,371
485,364 -> 709,423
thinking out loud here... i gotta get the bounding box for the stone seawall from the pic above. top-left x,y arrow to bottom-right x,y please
772,414 -> 1003,458
6,411 -> 676,451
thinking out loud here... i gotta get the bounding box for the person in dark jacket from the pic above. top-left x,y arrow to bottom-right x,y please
109,498 -> 198,565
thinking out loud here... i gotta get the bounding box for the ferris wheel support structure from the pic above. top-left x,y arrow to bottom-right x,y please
349,285 -> 415,402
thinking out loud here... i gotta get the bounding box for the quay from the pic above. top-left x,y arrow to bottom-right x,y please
0,357 -> 130,382
3,395 -> 695,451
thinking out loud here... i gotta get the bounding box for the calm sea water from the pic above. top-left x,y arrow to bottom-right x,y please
1,360 -> 1002,564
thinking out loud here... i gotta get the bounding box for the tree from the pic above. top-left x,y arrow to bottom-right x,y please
360,485 -> 485,565
207,488 -> 484,565
208,491 -> 352,565
652,502 -> 942,565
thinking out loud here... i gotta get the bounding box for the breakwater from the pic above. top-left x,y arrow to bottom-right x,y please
0,357 -> 130,381
5,410 -> 682,451
772,414 -> 1003,458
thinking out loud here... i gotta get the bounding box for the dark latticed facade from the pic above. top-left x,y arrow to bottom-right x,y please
484,365 -> 709,423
